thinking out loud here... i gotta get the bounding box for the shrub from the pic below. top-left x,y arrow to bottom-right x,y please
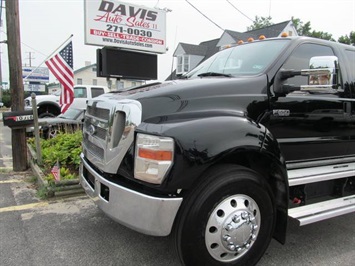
28,131 -> 82,180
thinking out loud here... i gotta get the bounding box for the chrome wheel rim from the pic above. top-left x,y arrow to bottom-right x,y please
205,194 -> 261,262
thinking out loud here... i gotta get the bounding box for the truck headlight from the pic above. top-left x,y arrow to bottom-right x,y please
134,133 -> 174,184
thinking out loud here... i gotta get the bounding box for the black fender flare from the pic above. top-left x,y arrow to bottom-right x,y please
37,101 -> 60,109
37,101 -> 61,115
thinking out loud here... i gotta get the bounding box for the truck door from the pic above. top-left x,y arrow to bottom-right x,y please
71,86 -> 88,109
268,43 -> 355,163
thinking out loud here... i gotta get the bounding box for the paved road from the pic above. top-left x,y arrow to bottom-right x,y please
0,171 -> 354,266
0,122 -> 355,266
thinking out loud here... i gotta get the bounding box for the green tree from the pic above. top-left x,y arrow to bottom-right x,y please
1,89 -> 11,107
247,16 -> 273,31
338,31 -> 355,46
308,30 -> 334,41
247,17 -> 337,41
291,17 -> 311,36
291,17 -> 334,40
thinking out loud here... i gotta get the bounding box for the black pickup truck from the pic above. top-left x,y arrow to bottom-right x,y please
80,36 -> 355,266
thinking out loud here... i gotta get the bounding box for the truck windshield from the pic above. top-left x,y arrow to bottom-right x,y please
186,39 -> 290,78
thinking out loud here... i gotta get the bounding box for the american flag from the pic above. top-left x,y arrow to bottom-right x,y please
51,161 -> 61,182
45,41 -> 74,113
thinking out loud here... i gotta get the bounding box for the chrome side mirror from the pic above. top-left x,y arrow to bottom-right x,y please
301,56 -> 339,92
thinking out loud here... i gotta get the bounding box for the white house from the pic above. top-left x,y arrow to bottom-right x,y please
170,20 -> 298,79
74,62 -> 144,90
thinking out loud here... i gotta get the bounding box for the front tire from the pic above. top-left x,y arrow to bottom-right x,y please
174,165 -> 275,266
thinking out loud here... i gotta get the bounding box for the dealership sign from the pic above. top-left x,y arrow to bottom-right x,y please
84,0 -> 167,54
22,67 -> 49,82
24,84 -> 46,92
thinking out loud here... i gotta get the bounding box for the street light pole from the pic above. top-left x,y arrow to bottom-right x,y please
6,0 -> 27,171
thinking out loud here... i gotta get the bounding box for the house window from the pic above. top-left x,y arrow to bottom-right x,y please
177,55 -> 190,74
77,78 -> 83,85
93,79 -> 97,85
116,81 -> 124,90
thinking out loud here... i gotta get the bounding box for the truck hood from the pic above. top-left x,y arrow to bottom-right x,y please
25,94 -> 59,106
93,75 -> 269,122
25,94 -> 59,101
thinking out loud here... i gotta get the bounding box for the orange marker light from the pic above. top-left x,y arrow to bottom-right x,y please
281,32 -> 288,37
259,35 -> 266,40
138,148 -> 173,161
247,37 -> 254,42
237,40 -> 244,45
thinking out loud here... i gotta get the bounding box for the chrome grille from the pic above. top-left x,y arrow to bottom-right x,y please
87,106 -> 110,120
83,136 -> 104,159
83,104 -> 111,160
84,120 -> 107,140
95,126 -> 107,140
83,99 -> 142,174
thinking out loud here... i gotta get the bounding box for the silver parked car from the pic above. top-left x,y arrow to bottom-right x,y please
27,107 -> 85,138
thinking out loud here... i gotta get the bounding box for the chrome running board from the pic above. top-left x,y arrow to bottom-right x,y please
287,162 -> 355,186
288,195 -> 355,226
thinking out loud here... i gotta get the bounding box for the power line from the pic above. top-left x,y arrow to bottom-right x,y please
226,0 -> 254,22
0,0 -> 3,24
25,51 -> 35,67
1,30 -> 48,58
185,0 -> 224,31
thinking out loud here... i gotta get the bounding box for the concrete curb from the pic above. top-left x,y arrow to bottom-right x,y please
27,144 -> 84,198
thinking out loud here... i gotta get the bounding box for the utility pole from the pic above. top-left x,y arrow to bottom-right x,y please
26,51 -> 34,67
0,50 -> 2,102
6,0 -> 27,171
0,1 -> 3,102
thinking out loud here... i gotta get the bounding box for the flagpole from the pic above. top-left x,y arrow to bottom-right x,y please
23,34 -> 73,81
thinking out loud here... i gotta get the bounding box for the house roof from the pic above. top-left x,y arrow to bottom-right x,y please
199,38 -> 220,60
220,21 -> 292,46
168,20 -> 296,80
74,63 -> 96,74
245,20 -> 291,38
175,20 -> 293,58
223,30 -> 252,42
179,43 -> 208,56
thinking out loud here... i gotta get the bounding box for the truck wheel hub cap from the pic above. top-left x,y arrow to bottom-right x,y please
205,194 -> 260,262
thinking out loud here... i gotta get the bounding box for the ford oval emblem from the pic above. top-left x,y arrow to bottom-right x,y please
88,125 -> 96,135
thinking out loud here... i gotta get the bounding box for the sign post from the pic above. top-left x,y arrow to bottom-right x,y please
31,93 -> 42,165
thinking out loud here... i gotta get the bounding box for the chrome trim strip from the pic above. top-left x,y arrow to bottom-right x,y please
287,156 -> 355,170
288,162 -> 355,186
80,154 -> 183,236
289,195 -> 355,225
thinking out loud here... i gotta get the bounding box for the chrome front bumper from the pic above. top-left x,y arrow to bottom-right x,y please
79,153 -> 183,236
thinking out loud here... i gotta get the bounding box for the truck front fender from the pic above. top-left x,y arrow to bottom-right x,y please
138,113 -> 267,189
137,112 -> 288,243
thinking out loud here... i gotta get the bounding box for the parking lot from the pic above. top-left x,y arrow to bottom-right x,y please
1,121 -> 355,266
1,171 -> 355,266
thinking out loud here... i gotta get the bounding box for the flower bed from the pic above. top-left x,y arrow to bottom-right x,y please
27,131 -> 84,198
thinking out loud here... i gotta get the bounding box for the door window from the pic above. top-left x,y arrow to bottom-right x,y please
91,87 -> 105,97
282,44 -> 335,87
74,87 -> 87,98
